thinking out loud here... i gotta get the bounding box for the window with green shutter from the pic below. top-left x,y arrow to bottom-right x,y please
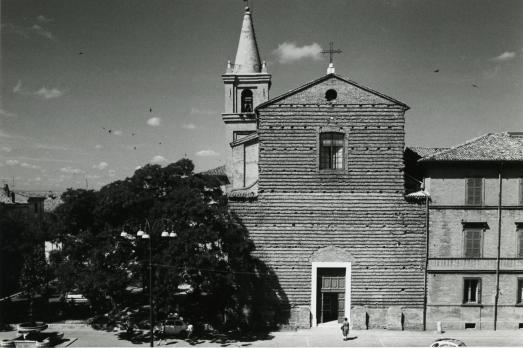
464,228 -> 482,258
466,178 -> 483,206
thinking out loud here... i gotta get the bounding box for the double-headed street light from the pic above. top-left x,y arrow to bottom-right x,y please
120,219 -> 176,347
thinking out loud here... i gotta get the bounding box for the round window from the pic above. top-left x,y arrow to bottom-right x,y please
325,89 -> 337,101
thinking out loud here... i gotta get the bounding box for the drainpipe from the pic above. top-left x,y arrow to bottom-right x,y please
494,162 -> 503,330
422,189 -> 430,331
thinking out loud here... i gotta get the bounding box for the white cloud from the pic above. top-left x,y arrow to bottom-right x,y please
190,107 -> 215,115
150,155 -> 168,164
273,42 -> 323,64
60,166 -> 84,174
31,24 -> 54,40
1,146 -> 12,152
6,159 -> 19,166
113,130 -> 123,136
182,123 -> 196,130
20,162 -> 41,170
36,15 -> 52,23
34,86 -> 64,99
94,161 -> 109,170
196,150 -> 219,157
147,117 -> 162,127
14,156 -> 74,163
492,51 -> 516,62
94,144 -> 103,149
0,108 -> 17,118
13,80 -> 22,94
35,143 -> 69,151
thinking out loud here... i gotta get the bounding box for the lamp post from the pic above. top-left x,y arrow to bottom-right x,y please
121,219 -> 177,347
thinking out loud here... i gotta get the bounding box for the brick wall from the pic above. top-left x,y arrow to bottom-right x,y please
230,76 -> 427,328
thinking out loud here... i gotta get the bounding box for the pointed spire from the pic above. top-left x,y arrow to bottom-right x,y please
233,7 -> 262,74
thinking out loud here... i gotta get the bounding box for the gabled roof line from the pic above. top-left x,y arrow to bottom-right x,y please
419,133 -> 493,162
255,73 -> 409,110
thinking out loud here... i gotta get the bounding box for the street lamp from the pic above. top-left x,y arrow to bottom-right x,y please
120,219 -> 176,347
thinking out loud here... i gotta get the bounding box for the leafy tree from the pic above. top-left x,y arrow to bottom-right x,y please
51,159 -> 267,330
0,207 -> 51,325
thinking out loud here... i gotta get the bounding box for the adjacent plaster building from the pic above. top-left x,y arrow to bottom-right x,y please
411,133 -> 523,330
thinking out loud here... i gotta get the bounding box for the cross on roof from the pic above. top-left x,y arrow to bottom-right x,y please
321,42 -> 342,64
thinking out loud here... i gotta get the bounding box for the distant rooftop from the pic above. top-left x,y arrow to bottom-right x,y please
420,132 -> 523,162
200,165 -> 227,177
407,147 -> 449,158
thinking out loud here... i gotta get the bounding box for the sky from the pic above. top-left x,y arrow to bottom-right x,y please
1,0 -> 522,191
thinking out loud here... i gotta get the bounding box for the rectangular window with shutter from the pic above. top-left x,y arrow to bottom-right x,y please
464,228 -> 482,258
466,178 -> 483,205
463,278 -> 481,304
518,279 -> 523,304
520,179 -> 523,205
518,228 -> 523,258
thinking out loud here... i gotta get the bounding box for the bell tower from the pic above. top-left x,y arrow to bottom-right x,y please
222,6 -> 271,145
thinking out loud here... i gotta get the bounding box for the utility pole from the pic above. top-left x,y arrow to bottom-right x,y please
494,163 -> 503,330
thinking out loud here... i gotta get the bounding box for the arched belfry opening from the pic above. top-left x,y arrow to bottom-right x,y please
241,89 -> 253,112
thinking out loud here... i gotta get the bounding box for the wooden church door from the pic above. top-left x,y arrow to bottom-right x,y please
318,268 -> 345,323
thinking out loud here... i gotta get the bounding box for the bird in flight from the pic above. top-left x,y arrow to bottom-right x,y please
149,108 -> 152,112
433,69 -> 439,73
472,84 -> 479,88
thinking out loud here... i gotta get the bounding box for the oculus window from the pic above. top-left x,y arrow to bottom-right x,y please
320,132 -> 344,170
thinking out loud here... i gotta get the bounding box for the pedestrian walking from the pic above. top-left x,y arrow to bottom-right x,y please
340,317 -> 350,341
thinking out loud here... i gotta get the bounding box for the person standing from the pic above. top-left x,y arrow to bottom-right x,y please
341,317 -> 350,341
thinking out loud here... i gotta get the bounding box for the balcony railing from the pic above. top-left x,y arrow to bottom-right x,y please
428,258 -> 523,271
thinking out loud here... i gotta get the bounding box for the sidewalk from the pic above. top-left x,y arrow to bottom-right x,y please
1,324 -> 523,347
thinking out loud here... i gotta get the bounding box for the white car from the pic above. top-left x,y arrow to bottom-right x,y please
430,338 -> 466,347
65,292 -> 89,303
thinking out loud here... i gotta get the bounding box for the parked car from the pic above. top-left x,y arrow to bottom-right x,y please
430,338 -> 466,347
161,319 -> 190,337
64,292 -> 88,304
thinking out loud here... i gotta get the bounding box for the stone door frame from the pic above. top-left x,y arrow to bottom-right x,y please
311,261 -> 351,326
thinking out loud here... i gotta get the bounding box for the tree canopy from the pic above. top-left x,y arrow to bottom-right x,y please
50,159 -> 277,330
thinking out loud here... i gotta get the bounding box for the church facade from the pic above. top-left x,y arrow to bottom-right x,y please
220,7 -> 427,329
